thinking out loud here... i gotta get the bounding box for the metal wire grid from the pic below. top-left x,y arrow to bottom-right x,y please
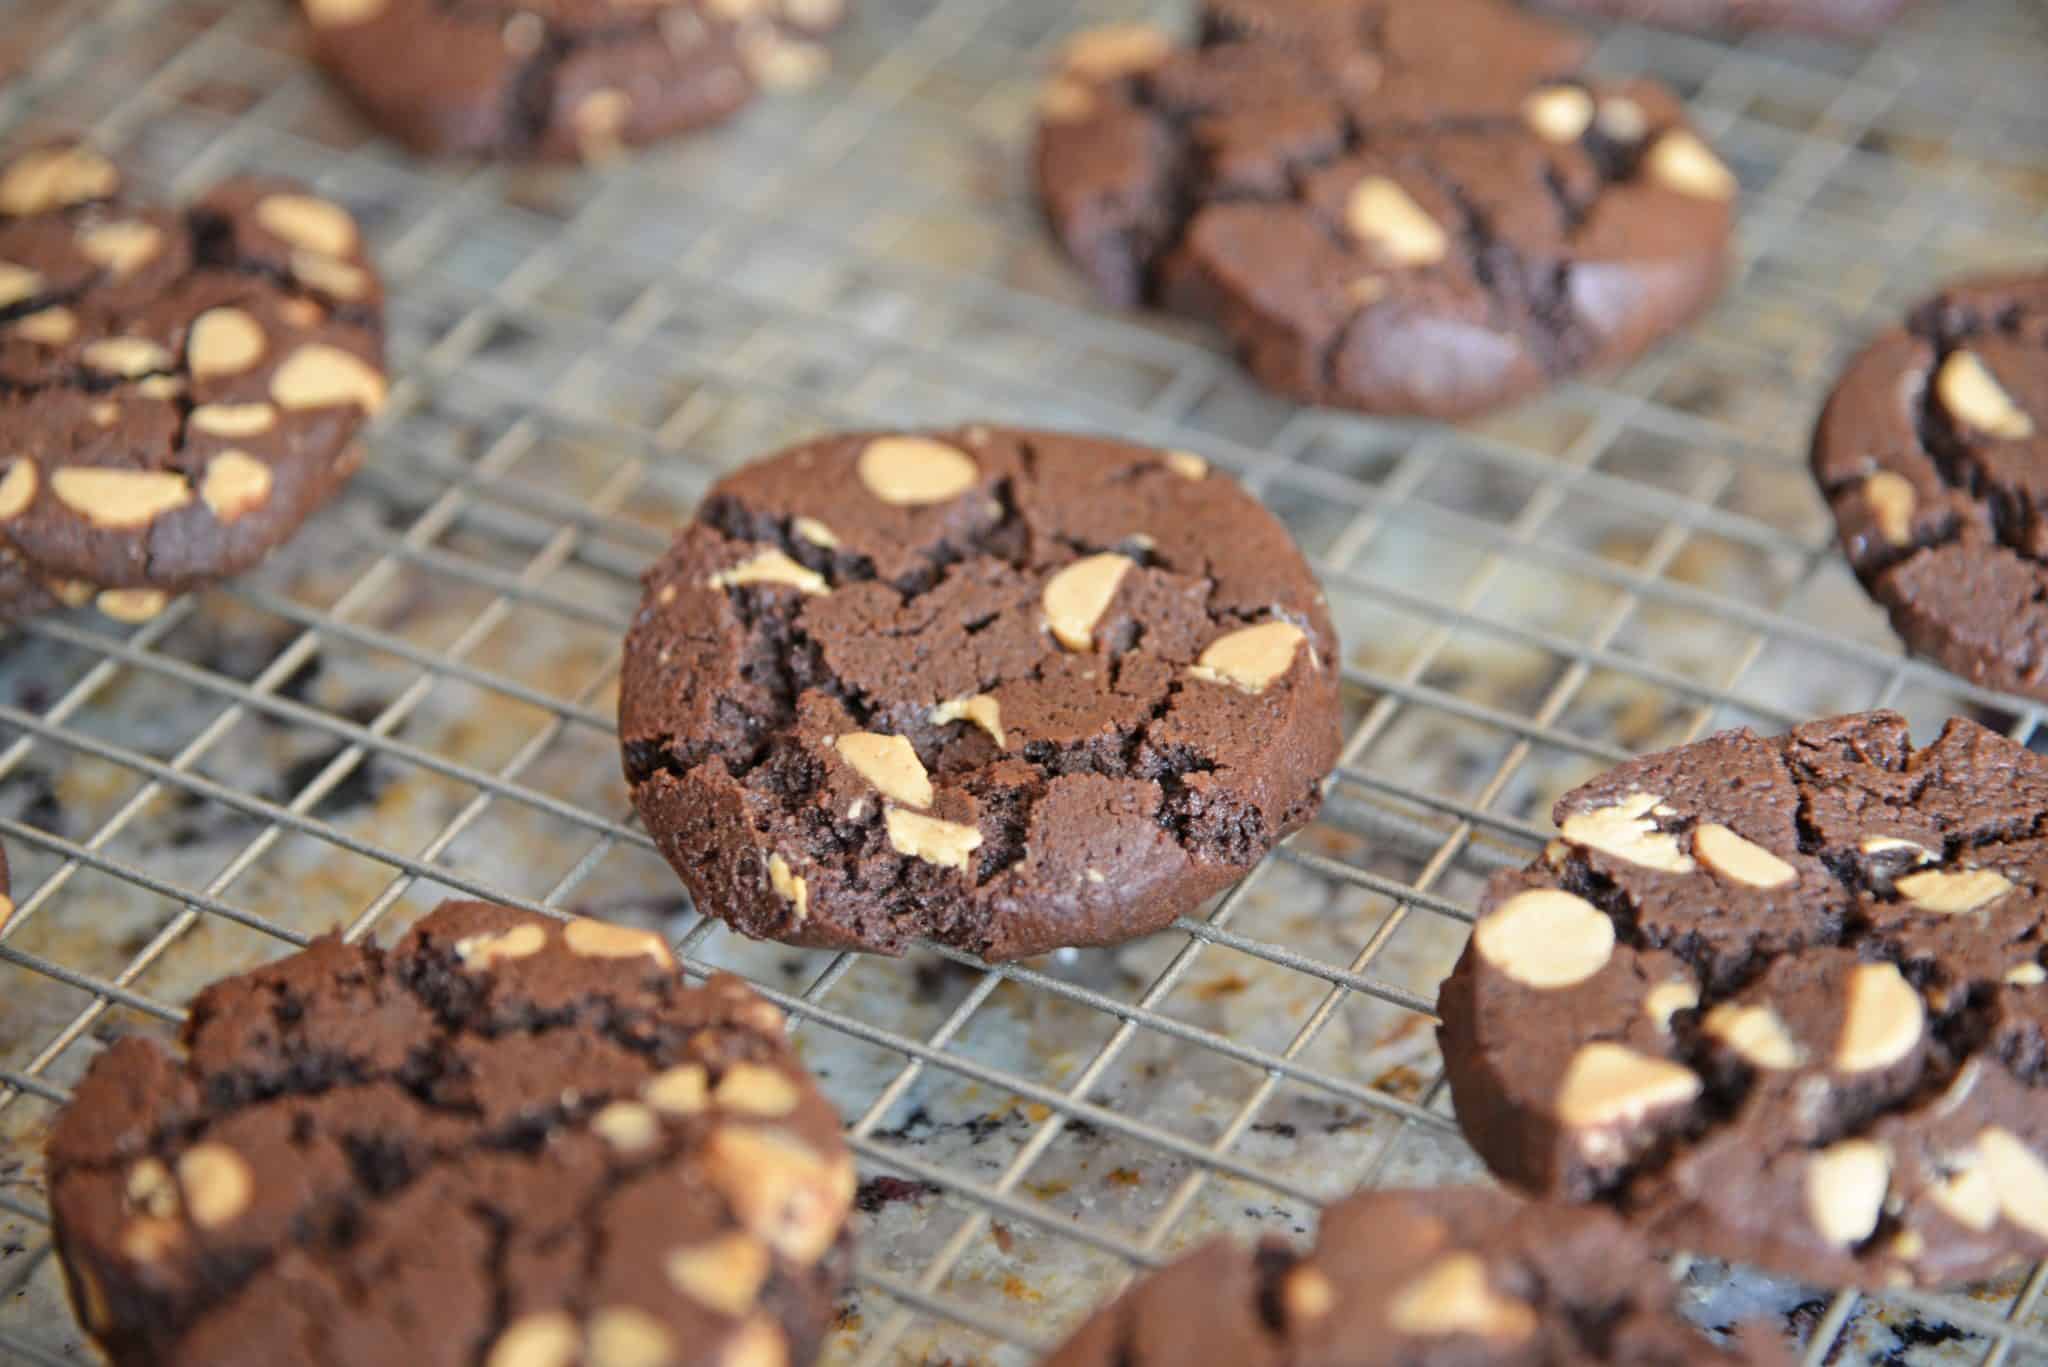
0,0 -> 2041,1361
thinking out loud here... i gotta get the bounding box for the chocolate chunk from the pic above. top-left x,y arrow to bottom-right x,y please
1047,1185 -> 1785,1366
1033,0 -> 1734,419
1440,711 -> 2048,1289
619,425 -> 1342,959
0,145 -> 384,625
1812,273 -> 2048,701
300,0 -> 847,160
46,901 -> 854,1366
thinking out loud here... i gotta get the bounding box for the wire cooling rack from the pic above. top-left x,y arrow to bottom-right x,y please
1,0 -> 2046,1362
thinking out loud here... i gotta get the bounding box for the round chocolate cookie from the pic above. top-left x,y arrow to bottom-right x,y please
1536,0 -> 1914,35
620,426 -> 1341,960
301,0 -> 847,160
1439,710 -> 2048,1290
0,144 -> 386,626
1032,0 -> 1736,420
47,901 -> 854,1366
1048,1185 -> 1783,1366
1813,273 -> 2048,701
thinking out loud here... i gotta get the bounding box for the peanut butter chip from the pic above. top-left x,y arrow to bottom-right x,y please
1555,1042 -> 1701,1129
1864,471 -> 1917,545
791,515 -> 838,548
1861,835 -> 1934,861
1807,1139 -> 1889,1246
831,731 -> 933,808
176,1144 -> 253,1229
201,450 -> 273,522
1344,176 -> 1448,266
0,262 -> 38,307
97,588 -> 169,624
78,221 -> 162,277
1558,792 -> 1694,873
855,436 -> 979,505
0,460 -> 36,519
1937,349 -> 2036,439
1835,961 -> 1923,1072
592,1100 -> 661,1152
587,1305 -> 675,1367
1387,1253 -> 1538,1341
305,0 -> 387,24
719,1318 -> 788,1367
52,467 -> 191,528
190,402 -> 278,437
1646,130 -> 1737,200
929,694 -> 1005,747
666,1232 -> 771,1317
1523,85 -> 1593,142
1979,1128 -> 2048,1238
1644,979 -> 1700,1030
454,922 -> 547,969
1693,823 -> 1797,888
126,1158 -> 179,1218
715,1063 -> 802,1117
256,194 -> 357,257
83,337 -> 172,377
185,307 -> 266,378
291,250 -> 370,300
1472,888 -> 1614,989
563,918 -> 675,967
1895,866 -> 2013,914
1703,1003 -> 1803,1070
1059,23 -> 1171,80
15,306 -> 75,344
885,807 -> 983,871
1042,552 -> 1133,651
1284,1266 -> 1336,1321
704,1126 -> 853,1264
1931,1160 -> 1998,1231
0,146 -> 117,215
1038,78 -> 1096,123
271,344 -> 387,413
574,89 -> 633,159
768,854 -> 808,923
706,549 -> 828,595
119,1218 -> 182,1263
645,1063 -> 710,1115
2007,962 -> 2046,985
485,1312 -> 581,1367
1188,621 -> 1309,693
1597,96 -> 1648,142
1164,449 -> 1208,479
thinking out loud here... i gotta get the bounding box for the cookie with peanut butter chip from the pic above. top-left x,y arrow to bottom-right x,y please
1047,1185 -> 1783,1366
1813,273 -> 2048,701
300,0 -> 848,160
1439,710 -> 2048,1289
1032,0 -> 1735,420
0,145 -> 384,625
46,900 -> 852,1366
620,426 -> 1341,959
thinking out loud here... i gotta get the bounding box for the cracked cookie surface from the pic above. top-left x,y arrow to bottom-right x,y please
1813,274 -> 2048,702
301,0 -> 847,160
1439,711 -> 2048,1289
46,900 -> 854,1367
0,144 -> 385,626
619,426 -> 1341,960
1033,0 -> 1736,420
1046,1185 -> 1784,1366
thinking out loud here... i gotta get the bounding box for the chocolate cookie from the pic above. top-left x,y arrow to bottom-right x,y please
1032,0 -> 1737,420
47,901 -> 855,1366
0,144 -> 385,626
1048,1185 -> 1782,1366
1439,711 -> 2048,1290
1536,0 -> 1914,34
620,426 -> 1342,960
1813,274 -> 2048,701
301,0 -> 847,160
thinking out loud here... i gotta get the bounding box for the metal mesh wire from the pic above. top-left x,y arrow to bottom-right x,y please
0,0 -> 2046,1361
